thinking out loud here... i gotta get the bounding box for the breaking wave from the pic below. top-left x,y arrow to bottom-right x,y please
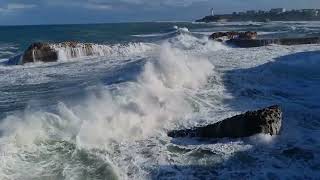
51,42 -> 156,61
132,26 -> 190,38
0,38 -> 214,179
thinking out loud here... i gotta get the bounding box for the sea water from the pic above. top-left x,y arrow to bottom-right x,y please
0,21 -> 319,179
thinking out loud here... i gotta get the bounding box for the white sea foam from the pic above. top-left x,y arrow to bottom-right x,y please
132,26 -> 189,38
51,42 -> 156,61
0,39 -> 214,179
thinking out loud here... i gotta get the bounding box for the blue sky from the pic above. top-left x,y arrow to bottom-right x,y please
0,0 -> 320,25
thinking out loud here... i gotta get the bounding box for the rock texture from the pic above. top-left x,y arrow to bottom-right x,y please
22,42 -> 58,64
168,105 -> 282,139
226,37 -> 320,48
8,41 -> 99,65
209,31 -> 257,41
209,31 -> 320,47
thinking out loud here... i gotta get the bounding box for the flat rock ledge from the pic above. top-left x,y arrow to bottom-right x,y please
227,37 -> 320,48
168,105 -> 282,139
208,31 -> 320,47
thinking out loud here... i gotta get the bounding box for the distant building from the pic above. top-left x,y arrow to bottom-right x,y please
246,10 -> 256,15
270,8 -> 286,14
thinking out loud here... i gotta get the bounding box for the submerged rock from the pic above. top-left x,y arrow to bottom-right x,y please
168,105 -> 282,139
226,37 -> 320,48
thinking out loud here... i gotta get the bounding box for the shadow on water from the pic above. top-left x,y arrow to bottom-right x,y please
153,51 -> 320,179
222,50 -> 320,111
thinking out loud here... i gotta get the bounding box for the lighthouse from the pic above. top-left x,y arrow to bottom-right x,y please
211,8 -> 214,16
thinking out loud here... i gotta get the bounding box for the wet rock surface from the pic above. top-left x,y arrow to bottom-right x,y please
168,105 -> 282,139
209,31 -> 320,47
227,37 -> 320,47
209,31 -> 257,41
22,42 -> 58,64
8,41 -> 97,65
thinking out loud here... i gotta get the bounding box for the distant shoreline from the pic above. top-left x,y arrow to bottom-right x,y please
197,8 -> 320,23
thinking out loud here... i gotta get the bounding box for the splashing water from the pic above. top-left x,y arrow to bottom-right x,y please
0,39 -> 214,179
0,22 -> 320,179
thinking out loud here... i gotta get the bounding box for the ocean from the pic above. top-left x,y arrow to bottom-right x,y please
0,21 -> 319,179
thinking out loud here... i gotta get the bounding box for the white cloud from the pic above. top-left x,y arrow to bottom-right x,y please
45,1 -> 112,10
7,3 -> 37,10
0,3 -> 37,13
84,4 -> 112,10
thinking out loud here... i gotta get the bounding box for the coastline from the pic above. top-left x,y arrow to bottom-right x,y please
197,8 -> 320,23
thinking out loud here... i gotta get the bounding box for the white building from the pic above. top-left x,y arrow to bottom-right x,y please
211,8 -> 214,16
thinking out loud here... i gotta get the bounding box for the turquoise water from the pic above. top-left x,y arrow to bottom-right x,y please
0,21 -> 319,179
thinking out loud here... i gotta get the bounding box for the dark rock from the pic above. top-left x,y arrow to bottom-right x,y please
22,42 -> 58,64
226,39 -> 280,47
168,105 -> 282,139
226,37 -> 320,48
279,37 -> 320,45
209,31 -> 257,41
7,41 -> 98,65
208,31 -> 320,47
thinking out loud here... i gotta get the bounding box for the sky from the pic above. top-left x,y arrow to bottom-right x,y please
0,0 -> 320,25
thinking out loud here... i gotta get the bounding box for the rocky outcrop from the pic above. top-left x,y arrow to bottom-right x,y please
8,42 -> 99,65
209,31 -> 320,47
226,37 -> 320,48
226,39 -> 279,48
22,42 -> 58,64
168,105 -> 282,139
209,31 -> 257,41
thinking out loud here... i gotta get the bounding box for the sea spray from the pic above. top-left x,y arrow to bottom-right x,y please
50,42 -> 155,61
0,41 -> 214,179
169,32 -> 228,52
68,42 -> 214,146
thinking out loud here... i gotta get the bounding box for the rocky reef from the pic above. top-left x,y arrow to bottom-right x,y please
209,31 -> 320,48
227,37 -> 320,48
22,42 -> 58,64
168,105 -> 282,139
209,31 -> 257,41
7,42 -> 97,65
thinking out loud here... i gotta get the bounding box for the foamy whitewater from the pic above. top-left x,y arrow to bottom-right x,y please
0,22 -> 319,179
